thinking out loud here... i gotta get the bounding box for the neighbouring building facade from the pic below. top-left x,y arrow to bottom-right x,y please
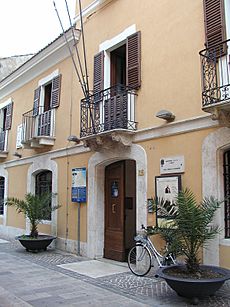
0,0 -> 229,268
0,54 -> 33,81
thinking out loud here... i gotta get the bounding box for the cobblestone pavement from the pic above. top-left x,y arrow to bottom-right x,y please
0,237 -> 230,306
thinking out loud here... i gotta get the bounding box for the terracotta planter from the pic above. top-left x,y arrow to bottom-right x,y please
16,235 -> 56,252
156,265 -> 230,303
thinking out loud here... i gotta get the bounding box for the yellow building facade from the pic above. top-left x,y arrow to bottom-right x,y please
0,0 -> 229,268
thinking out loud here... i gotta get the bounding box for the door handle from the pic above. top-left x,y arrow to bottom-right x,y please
112,203 -> 116,214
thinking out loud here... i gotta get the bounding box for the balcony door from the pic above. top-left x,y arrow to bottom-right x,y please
104,45 -> 127,130
32,75 -> 61,137
92,31 -> 140,133
110,45 -> 126,88
104,160 -> 136,262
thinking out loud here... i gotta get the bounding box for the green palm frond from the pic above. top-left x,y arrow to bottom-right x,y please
151,188 -> 222,273
6,193 -> 61,238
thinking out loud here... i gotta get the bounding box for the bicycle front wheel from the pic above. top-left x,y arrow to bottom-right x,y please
128,245 -> 151,276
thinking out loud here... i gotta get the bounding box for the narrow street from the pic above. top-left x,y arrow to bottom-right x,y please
0,238 -> 229,307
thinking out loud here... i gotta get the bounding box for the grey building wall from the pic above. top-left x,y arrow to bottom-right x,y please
0,54 -> 33,81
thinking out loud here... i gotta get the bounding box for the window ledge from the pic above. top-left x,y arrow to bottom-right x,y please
22,136 -> 55,148
0,151 -> 8,159
220,238 -> 230,247
41,220 -> 52,225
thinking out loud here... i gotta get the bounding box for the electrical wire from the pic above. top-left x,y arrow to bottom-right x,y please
54,0 -> 95,133
78,0 -> 90,96
64,0 -> 88,96
53,0 -> 87,98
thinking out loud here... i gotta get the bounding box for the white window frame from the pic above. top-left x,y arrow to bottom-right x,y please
98,25 -> 137,129
38,69 -> 59,113
34,70 -> 59,137
0,97 -> 12,151
16,124 -> 23,149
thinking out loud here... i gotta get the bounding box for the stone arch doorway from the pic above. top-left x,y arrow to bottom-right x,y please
202,127 -> 230,265
87,144 -> 147,260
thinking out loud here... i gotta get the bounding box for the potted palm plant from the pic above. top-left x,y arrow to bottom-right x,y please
150,188 -> 230,304
6,192 -> 60,252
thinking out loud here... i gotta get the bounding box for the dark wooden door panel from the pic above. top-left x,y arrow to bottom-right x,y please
104,161 -> 125,261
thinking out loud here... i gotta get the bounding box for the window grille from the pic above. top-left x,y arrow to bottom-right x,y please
0,177 -> 5,215
35,171 -> 52,220
223,151 -> 230,238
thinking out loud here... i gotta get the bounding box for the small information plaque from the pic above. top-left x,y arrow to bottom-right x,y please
160,156 -> 184,174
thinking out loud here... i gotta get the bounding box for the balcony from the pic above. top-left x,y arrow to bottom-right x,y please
199,39 -> 230,125
22,107 -> 55,148
0,130 -> 8,158
80,85 -> 137,150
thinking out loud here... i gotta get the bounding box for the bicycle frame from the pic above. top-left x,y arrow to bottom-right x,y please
135,233 -> 176,268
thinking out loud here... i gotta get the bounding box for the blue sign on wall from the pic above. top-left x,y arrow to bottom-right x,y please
72,167 -> 87,203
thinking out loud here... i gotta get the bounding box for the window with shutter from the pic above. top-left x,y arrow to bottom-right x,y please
91,29 -> 140,134
33,74 -> 61,114
203,0 -> 226,49
50,74 -> 61,108
93,51 -> 104,94
126,31 -> 141,89
4,102 -> 13,130
33,87 -> 41,116
93,31 -> 141,91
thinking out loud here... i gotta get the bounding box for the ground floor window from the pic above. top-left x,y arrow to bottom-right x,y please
0,177 -> 5,215
224,151 -> 230,238
35,170 -> 52,220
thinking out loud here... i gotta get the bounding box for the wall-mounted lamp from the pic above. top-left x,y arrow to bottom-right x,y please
67,135 -> 80,144
156,109 -> 175,122
13,152 -> 22,158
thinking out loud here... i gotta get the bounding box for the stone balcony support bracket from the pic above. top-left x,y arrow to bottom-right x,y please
82,130 -> 135,151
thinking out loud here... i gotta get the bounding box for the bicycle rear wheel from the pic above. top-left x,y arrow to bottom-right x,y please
128,244 -> 151,276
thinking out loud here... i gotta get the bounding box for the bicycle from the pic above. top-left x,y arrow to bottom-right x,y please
127,224 -> 177,276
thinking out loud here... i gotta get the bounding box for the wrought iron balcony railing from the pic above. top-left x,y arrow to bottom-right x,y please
22,107 -> 55,145
80,84 -> 137,138
199,39 -> 230,108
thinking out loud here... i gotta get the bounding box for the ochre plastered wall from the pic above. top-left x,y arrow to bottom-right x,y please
220,245 -> 230,269
74,0 -> 205,130
143,127 -> 216,202
38,224 -> 51,235
6,164 -> 31,229
145,127 -> 216,252
0,56 -> 80,161
0,0 -> 206,161
54,151 -> 92,242
0,0 -> 228,265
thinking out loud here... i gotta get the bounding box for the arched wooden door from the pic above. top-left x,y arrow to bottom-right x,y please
104,160 -> 136,261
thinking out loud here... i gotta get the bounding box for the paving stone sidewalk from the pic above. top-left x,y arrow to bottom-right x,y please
0,237 -> 229,307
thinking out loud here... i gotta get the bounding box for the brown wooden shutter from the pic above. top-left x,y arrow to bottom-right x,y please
33,87 -> 41,116
93,51 -> 104,94
126,31 -> 141,89
203,0 -> 226,49
5,102 -> 13,130
51,74 -> 61,108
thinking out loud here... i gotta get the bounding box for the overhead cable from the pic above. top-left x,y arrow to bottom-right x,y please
78,0 -> 90,96
64,0 -> 88,96
53,0 -> 87,98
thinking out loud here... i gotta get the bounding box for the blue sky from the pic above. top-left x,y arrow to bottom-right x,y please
0,0 -> 76,57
